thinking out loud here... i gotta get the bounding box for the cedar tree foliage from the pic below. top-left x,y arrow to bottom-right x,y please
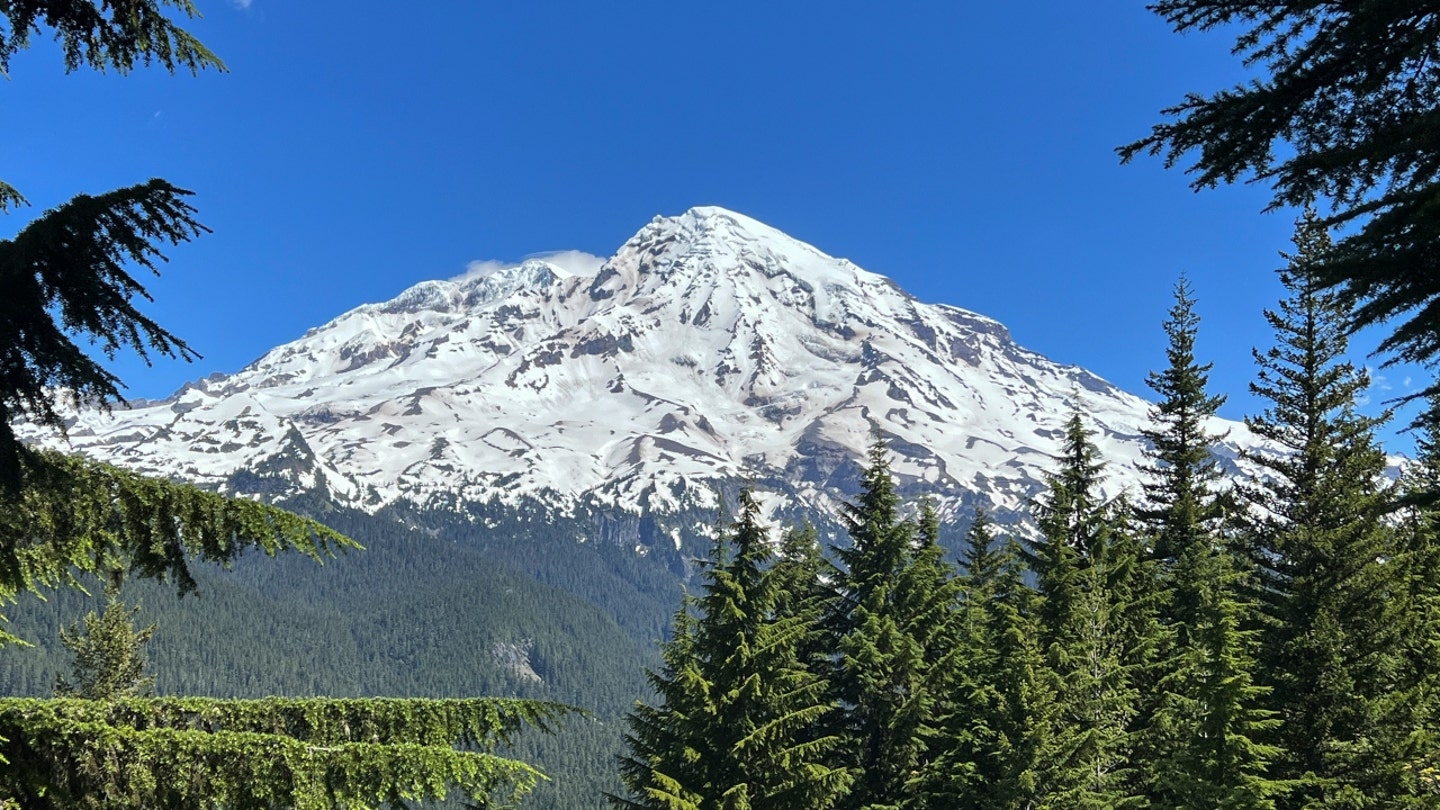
1121,2 -> 1440,384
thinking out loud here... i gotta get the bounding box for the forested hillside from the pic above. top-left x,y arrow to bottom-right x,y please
0,502 -> 666,810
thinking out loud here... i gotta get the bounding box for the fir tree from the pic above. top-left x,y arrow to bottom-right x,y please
979,538 -> 1057,810
770,522 -> 835,689
1139,276 -> 1228,563
1027,407 -> 1140,809
1242,210 -> 1410,807
614,489 -> 851,810
920,512 -> 1053,809
829,440 -> 961,810
1136,279 -> 1284,809
0,696 -> 569,809
1392,393 -> 1440,795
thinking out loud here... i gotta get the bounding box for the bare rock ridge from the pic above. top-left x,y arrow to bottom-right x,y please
25,206 -> 1263,526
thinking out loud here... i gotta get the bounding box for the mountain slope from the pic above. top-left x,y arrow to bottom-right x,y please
24,206 -> 1262,528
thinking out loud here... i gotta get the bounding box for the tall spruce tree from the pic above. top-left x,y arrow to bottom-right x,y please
896,499 -> 967,810
614,489 -> 851,810
770,522 -> 834,680
829,440 -> 961,810
1027,407 -> 1141,809
1242,210 -> 1410,807
1137,279 -> 1284,809
1139,276 -> 1229,563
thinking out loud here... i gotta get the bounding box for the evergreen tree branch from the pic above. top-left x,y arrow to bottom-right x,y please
0,696 -> 571,808
0,179 -> 209,491
0,0 -> 226,76
0,449 -> 358,647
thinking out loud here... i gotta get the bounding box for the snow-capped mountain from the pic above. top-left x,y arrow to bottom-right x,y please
24,207 -> 1261,525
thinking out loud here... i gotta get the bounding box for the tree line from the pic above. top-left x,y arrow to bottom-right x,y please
613,212 -> 1440,810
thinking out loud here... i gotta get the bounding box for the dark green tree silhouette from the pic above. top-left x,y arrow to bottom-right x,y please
1391,392 -> 1440,796
1027,408 -> 1141,809
1138,276 -> 1228,563
919,512 -> 1054,809
1121,2 -> 1440,387
1135,279 -> 1285,809
614,489 -> 851,810
1241,211 -> 1410,807
829,440 -> 961,810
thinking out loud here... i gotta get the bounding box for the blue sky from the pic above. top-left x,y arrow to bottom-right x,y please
2,1 -> 1422,450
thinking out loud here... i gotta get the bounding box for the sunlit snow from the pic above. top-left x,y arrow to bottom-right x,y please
25,206 -> 1270,524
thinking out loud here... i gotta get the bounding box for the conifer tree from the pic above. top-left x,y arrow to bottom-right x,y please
53,579 -> 157,701
895,499 -> 966,810
771,522 -> 835,686
919,512 -> 1053,809
1139,276 -> 1228,563
979,538 -> 1057,810
1242,210 -> 1410,807
1121,2 -> 1440,383
1392,393 -> 1440,794
0,696 -> 568,809
1136,279 -> 1284,809
829,440 -> 961,810
614,489 -> 851,810
910,510 -> 998,807
1027,408 -> 1140,809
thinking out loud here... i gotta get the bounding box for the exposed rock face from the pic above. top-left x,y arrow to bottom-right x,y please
21,206 -> 1266,526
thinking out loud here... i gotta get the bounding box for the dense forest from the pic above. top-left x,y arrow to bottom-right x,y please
0,501 -> 667,809
613,224 -> 1440,810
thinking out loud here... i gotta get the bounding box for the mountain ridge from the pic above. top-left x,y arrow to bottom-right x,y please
23,205 -> 1265,529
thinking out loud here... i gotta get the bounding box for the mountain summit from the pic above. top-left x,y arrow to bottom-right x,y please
25,207 -> 1258,526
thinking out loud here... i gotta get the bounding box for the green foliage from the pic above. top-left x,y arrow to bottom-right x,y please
0,696 -> 570,809
615,490 -> 851,810
921,515 -> 1052,809
0,180 -> 208,492
0,0 -> 224,76
1137,280 -> 1284,809
1027,408 -> 1141,809
1395,394 -> 1440,800
0,504 -> 656,809
53,581 -> 157,700
1121,1 -> 1440,381
1139,276 -> 1228,562
1242,212 -> 1413,807
829,442 -> 962,810
1146,536 -> 1284,810
0,449 -> 356,647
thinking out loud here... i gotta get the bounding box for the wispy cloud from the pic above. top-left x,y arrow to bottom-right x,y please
454,250 -> 605,282
526,250 -> 606,278
230,0 -> 253,9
